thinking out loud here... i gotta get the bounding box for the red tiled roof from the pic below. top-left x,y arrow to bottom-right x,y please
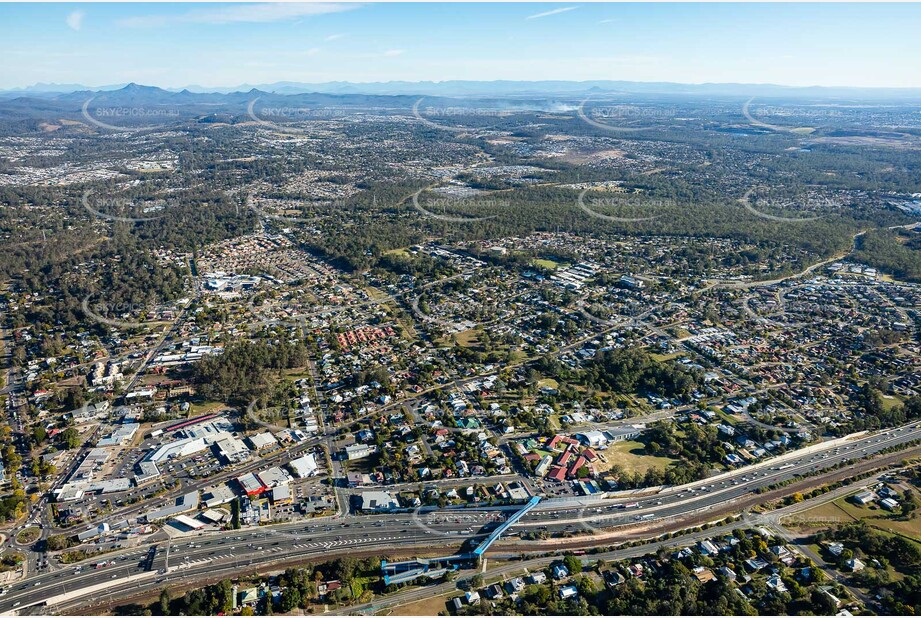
547,465 -> 568,482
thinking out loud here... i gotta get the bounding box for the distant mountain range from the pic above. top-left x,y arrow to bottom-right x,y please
4,79 -> 921,101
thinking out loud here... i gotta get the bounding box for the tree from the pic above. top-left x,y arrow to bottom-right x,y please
60,427 -> 81,450
576,575 -> 596,596
811,589 -> 839,615
901,490 -> 918,518
158,589 -> 171,615
563,554 -> 583,576
280,588 -> 301,612
231,498 -> 241,529
45,535 -> 72,551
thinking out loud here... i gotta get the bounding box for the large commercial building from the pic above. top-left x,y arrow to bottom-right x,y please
143,491 -> 201,522
288,454 -> 319,478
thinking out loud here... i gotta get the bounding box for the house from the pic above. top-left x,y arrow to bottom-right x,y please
318,581 -> 342,597
553,564 -> 570,579
852,491 -> 876,505
846,558 -> 865,572
485,584 -> 504,600
559,585 -> 578,600
718,566 -> 737,581
464,591 -> 480,606
826,542 -> 845,557
820,587 -> 842,608
745,558 -> 769,571
604,571 -> 626,586
238,588 -> 260,607
693,567 -> 715,583
528,572 -> 547,585
699,539 -> 720,556
771,545 -> 794,563
766,575 -> 788,592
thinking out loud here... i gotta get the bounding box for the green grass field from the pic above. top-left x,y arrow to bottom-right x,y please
649,351 -> 685,362
530,258 -> 567,271
599,439 -> 677,475
788,494 -> 921,545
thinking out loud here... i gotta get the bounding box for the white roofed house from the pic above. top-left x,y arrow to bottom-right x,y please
559,585 -> 579,600
698,539 -> 720,556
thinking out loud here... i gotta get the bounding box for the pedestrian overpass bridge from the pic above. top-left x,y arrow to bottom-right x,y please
382,496 -> 541,586
470,495 -> 541,557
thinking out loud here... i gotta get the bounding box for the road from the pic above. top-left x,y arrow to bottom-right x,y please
3,420 -> 921,613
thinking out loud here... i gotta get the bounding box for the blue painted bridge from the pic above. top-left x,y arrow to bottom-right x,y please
381,496 -> 542,585
471,495 -> 541,557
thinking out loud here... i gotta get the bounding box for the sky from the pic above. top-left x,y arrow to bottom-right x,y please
2,2 -> 921,90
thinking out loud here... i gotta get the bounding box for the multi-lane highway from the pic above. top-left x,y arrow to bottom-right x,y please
521,420 -> 921,530
3,421 -> 921,614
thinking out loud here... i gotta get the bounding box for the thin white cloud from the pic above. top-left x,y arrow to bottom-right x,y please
526,6 -> 578,20
119,3 -> 358,28
325,33 -> 346,41
598,18 -> 616,24
66,10 -> 85,31
383,49 -> 405,57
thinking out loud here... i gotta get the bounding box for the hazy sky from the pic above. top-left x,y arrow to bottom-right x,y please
2,2 -> 921,90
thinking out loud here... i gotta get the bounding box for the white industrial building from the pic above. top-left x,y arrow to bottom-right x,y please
144,491 -> 200,522
288,454 -> 319,478
360,491 -> 400,512
257,466 -> 291,488
97,422 -> 140,447
148,436 -> 209,462
247,432 -> 279,451
575,430 -> 608,448
215,436 -> 251,464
